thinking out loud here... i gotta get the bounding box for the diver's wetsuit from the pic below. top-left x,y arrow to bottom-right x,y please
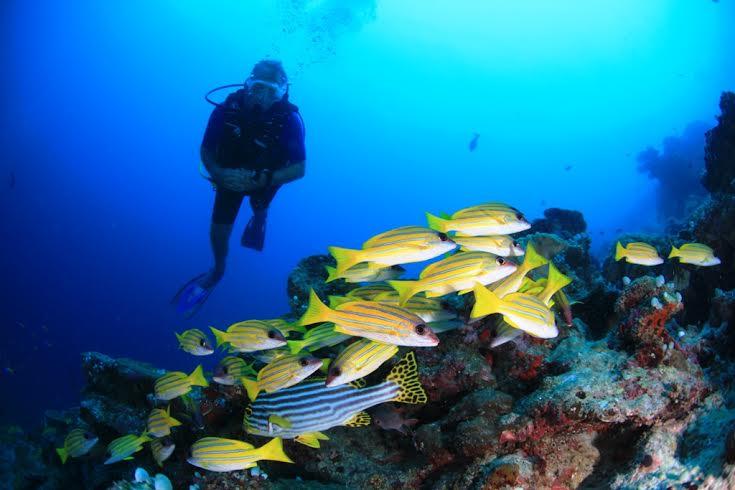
201,89 -> 305,228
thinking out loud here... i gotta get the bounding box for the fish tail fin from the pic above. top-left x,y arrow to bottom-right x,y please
139,432 -> 152,444
471,283 -> 501,319
188,365 -> 209,388
615,242 -> 625,261
668,245 -> 680,259
56,447 -> 68,464
241,377 -> 261,401
545,263 -> 571,300
328,246 -> 363,274
255,438 -> 294,464
287,340 -> 305,354
174,332 -> 183,345
210,327 -> 228,348
425,212 -> 449,233
387,352 -> 427,404
297,290 -> 332,326
387,280 -> 418,306
522,242 -> 548,271
324,266 -> 340,283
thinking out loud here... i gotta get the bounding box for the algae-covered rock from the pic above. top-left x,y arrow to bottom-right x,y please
286,255 -> 354,316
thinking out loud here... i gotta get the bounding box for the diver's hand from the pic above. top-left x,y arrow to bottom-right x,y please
220,169 -> 258,192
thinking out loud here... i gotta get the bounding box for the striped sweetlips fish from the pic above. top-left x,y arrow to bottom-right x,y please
426,202 -> 531,236
297,290 -> 439,347
328,226 -> 456,274
244,352 -> 427,448
387,251 -> 518,305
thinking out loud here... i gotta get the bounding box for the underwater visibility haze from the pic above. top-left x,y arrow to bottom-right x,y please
2,0 -> 735,488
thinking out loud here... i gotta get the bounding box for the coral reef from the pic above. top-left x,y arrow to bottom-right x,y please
286,255 -> 353,316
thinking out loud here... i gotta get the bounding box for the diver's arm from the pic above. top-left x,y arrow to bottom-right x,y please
200,146 -> 223,178
270,160 -> 305,186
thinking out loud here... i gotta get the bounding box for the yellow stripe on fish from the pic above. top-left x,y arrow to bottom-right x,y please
328,227 -> 456,274
615,241 -> 663,266
371,291 -> 456,322
388,251 -> 517,305
56,428 -> 98,464
104,433 -> 151,465
326,338 -> 398,387
154,365 -> 209,401
297,290 -> 439,347
147,406 -> 182,437
187,437 -> 293,472
471,285 -> 558,339
242,353 -> 323,401
669,243 -> 720,266
286,323 -> 352,354
490,243 -> 548,298
452,234 -> 525,256
210,321 -> 287,353
426,203 -> 530,236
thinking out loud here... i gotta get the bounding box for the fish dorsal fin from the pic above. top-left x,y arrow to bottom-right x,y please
344,411 -> 371,427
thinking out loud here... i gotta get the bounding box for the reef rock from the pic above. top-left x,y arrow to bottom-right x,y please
286,255 -> 353,316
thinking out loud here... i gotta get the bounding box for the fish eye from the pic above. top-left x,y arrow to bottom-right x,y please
299,358 -> 309,367
267,330 -> 278,339
222,366 -> 229,374
415,324 -> 426,335
496,257 -> 505,265
512,241 -> 519,247
516,212 -> 525,221
437,232 -> 449,241
199,339 -> 207,347
329,367 -> 341,377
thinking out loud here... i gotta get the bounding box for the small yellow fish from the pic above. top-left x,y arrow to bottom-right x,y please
147,406 -> 182,438
329,226 -> 456,274
325,263 -> 405,283
326,339 -> 398,387
668,243 -> 720,266
286,323 -> 352,354
154,365 -> 209,401
187,437 -> 293,472
213,356 -> 257,385
242,353 -> 323,400
151,437 -> 175,467
471,284 -> 558,339
451,234 -> 525,257
371,292 -> 456,323
489,243 -> 548,298
388,251 -> 517,305
297,290 -> 439,347
104,432 -> 151,465
175,329 -> 214,356
56,428 -> 98,464
426,203 -> 530,236
210,321 -> 287,353
615,241 -> 663,266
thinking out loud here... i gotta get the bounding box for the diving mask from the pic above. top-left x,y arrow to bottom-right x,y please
245,77 -> 287,100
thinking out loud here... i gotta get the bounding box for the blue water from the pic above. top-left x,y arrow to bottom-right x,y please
2,0 -> 734,428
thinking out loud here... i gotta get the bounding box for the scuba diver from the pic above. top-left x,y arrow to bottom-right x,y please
173,60 -> 306,317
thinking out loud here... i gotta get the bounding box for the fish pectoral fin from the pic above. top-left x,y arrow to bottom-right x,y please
295,432 -> 330,448
343,411 -> 371,427
269,415 -> 293,429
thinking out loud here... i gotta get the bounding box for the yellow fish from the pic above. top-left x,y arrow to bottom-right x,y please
451,234 -> 525,257
614,242 -> 663,266
242,353 -> 323,400
371,292 -> 456,323
213,356 -> 257,385
154,365 -> 209,401
286,323 -> 352,354
536,263 -> 572,305
210,321 -> 287,353
668,243 -> 720,266
325,339 -> 398,387
175,329 -> 214,356
147,406 -> 182,438
151,437 -> 175,467
325,263 -> 405,283
388,251 -> 517,305
104,432 -> 151,464
471,284 -> 558,339
426,203 -> 530,236
187,437 -> 293,472
329,226 -> 456,274
56,428 -> 98,464
489,243 -> 548,298
297,290 -> 439,347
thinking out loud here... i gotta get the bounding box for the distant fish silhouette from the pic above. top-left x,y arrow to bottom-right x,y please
468,133 -> 480,152
564,165 -> 573,171
9,171 -> 15,189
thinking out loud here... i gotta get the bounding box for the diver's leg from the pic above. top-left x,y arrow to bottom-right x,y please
241,186 -> 281,251
204,190 -> 245,285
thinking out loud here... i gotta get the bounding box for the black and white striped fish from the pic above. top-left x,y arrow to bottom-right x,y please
244,352 -> 426,444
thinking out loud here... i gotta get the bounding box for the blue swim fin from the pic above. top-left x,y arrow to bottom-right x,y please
241,210 -> 267,251
172,272 -> 218,318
